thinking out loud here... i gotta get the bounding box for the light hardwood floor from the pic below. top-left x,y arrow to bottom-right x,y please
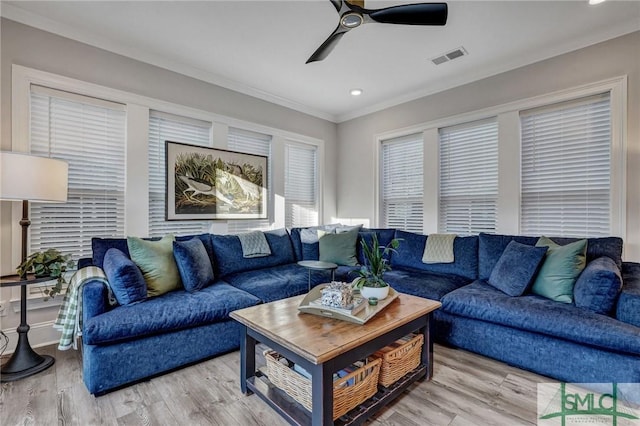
1,343 -> 553,425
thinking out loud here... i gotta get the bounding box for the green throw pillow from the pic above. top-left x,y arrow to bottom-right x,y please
531,236 -> 587,303
318,228 -> 359,266
127,234 -> 181,297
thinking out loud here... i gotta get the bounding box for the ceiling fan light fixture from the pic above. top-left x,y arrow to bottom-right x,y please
341,13 -> 363,28
350,88 -> 363,96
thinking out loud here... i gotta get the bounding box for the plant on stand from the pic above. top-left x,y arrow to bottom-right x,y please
352,234 -> 400,301
16,248 -> 75,300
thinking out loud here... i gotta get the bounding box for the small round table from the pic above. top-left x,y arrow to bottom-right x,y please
297,260 -> 338,290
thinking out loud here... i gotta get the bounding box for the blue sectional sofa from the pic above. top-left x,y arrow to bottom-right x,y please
79,227 -> 640,395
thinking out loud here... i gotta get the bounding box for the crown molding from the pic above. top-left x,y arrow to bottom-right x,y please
0,3 -> 338,123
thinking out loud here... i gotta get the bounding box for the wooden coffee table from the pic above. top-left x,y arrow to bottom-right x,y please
230,292 -> 441,425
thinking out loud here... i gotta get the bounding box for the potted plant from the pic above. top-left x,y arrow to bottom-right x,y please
352,234 -> 400,300
16,248 -> 75,300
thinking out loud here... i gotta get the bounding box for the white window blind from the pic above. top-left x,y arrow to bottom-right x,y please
380,134 -> 423,233
285,142 -> 318,228
439,119 -> 498,235
227,127 -> 272,234
148,111 -> 212,237
29,85 -> 126,260
520,93 -> 611,237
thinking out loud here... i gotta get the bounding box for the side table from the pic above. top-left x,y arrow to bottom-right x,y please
297,260 -> 338,290
0,274 -> 55,382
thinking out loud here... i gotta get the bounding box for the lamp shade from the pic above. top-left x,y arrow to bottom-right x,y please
0,151 -> 68,202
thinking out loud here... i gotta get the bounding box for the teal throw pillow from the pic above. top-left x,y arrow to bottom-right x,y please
128,234 -> 181,297
173,238 -> 215,293
531,236 -> 587,303
318,228 -> 359,266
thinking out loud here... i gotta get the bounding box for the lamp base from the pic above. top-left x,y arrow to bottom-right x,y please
0,313 -> 55,382
1,355 -> 55,382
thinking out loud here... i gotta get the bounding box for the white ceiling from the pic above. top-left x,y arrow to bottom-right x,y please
3,1 -> 640,122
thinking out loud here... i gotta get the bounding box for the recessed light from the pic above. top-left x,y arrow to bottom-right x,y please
350,88 -> 363,96
589,0 -> 606,5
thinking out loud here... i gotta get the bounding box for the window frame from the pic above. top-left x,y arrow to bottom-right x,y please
374,76 -> 626,239
438,117 -> 499,235
379,133 -> 425,233
284,139 -> 320,228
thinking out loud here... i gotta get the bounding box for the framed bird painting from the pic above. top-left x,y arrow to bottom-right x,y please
165,141 -> 268,220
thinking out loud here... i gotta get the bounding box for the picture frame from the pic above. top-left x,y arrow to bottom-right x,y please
165,141 -> 268,220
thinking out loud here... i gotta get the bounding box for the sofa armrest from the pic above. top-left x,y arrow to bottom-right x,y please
82,279 -> 111,324
617,262 -> 640,327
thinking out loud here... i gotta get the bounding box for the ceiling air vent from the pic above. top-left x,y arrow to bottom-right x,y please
431,47 -> 468,65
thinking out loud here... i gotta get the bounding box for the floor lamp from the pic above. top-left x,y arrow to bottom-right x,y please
0,151 -> 68,380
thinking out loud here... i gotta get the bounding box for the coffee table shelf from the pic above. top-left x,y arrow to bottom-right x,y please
248,364 -> 428,425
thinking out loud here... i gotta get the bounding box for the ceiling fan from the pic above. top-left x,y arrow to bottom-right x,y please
306,0 -> 448,64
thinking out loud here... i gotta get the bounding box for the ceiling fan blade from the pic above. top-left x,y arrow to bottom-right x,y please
330,0 -> 343,13
346,0 -> 365,7
367,3 -> 448,26
306,25 -> 349,64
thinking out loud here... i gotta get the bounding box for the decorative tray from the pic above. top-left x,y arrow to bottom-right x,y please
298,284 -> 399,325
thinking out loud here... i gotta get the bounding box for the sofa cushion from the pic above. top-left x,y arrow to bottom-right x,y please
478,233 -> 623,281
103,248 -> 147,305
382,267 -> 472,301
128,235 -> 181,297
488,241 -> 547,296
92,233 -> 214,270
531,237 -> 587,303
441,281 -> 640,356
82,282 -> 260,345
334,265 -> 362,283
357,229 -> 396,265
319,227 -> 359,266
173,238 -> 215,292
92,238 -> 130,270
550,236 -> 623,270
390,230 -> 478,281
617,262 -> 640,327
211,228 -> 295,277
574,256 -> 622,315
289,225 -> 343,261
223,264 -> 316,303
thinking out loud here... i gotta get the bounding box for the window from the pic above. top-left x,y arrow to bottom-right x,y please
520,93 -> 612,237
285,142 -> 318,228
29,85 -> 126,260
380,134 -> 423,233
227,127 -> 272,234
439,119 -> 498,235
148,111 -> 212,237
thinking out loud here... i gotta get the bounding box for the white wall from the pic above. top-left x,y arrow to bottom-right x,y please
336,31 -> 640,262
0,18 -> 338,349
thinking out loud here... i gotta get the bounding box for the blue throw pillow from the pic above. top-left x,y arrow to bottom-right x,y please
103,248 -> 147,305
574,257 -> 622,315
173,238 -> 215,292
488,241 -> 547,296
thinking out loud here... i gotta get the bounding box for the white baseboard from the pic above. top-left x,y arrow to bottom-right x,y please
1,320 -> 60,355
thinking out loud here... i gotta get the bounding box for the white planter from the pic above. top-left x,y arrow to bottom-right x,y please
360,285 -> 390,300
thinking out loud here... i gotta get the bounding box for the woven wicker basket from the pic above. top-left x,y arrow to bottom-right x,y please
264,350 -> 381,420
373,333 -> 424,387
